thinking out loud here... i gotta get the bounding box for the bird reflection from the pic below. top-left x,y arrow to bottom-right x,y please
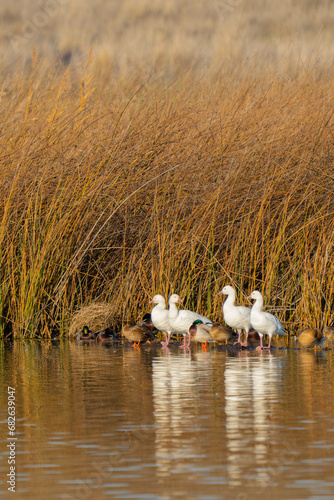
152,351 -> 211,477
224,352 -> 285,487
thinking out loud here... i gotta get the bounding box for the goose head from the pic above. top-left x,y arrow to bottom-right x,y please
169,294 -> 183,305
248,290 -> 262,301
149,294 -> 166,305
218,285 -> 235,296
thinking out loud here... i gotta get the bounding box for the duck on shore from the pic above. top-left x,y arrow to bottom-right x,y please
122,323 -> 157,348
297,328 -> 327,349
209,323 -> 237,344
323,326 -> 334,340
139,313 -> 159,334
188,320 -> 215,350
247,328 -> 261,346
96,328 -> 117,342
76,326 -> 96,341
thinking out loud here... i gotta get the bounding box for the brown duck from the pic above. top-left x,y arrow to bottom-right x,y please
247,328 -> 261,346
122,323 -> 156,348
96,328 -> 117,342
139,313 -> 159,334
209,323 -> 237,344
323,326 -> 334,340
297,328 -> 327,349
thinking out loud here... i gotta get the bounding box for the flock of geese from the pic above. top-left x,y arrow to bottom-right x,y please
149,287 -> 287,351
77,285 -> 334,350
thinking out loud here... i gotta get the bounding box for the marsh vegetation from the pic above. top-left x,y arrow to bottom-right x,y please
0,1 -> 333,337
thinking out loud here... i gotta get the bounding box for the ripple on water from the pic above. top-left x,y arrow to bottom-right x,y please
2,342 -> 334,500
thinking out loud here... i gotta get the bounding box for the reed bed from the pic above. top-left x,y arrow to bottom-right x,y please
0,56 -> 333,337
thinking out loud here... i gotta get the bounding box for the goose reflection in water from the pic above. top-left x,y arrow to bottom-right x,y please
224,352 -> 286,487
152,352 -> 211,478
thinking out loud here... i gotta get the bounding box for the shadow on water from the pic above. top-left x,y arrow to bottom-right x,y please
1,341 -> 334,499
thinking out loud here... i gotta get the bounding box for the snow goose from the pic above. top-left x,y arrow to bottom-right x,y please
297,328 -> 327,349
188,320 -> 215,350
149,294 -> 172,347
218,285 -> 251,346
168,294 -> 212,349
248,290 -> 287,350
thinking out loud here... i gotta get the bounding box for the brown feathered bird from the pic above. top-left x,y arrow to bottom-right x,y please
188,320 -> 214,350
297,328 -> 327,349
139,313 -> 159,334
209,323 -> 237,344
122,323 -> 157,348
96,328 -> 117,342
76,325 -> 96,341
246,328 -> 261,346
323,326 -> 334,340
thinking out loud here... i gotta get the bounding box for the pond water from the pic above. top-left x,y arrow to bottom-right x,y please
1,340 -> 334,500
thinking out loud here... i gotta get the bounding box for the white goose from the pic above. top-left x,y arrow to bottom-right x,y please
248,290 -> 287,350
168,294 -> 212,349
149,294 -> 172,347
219,285 -> 251,346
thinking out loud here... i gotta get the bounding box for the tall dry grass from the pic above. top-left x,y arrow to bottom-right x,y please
0,54 -> 333,337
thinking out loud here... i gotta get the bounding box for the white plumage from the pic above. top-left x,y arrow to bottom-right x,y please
219,285 -> 251,346
248,290 -> 287,350
168,294 -> 212,349
150,294 -> 172,347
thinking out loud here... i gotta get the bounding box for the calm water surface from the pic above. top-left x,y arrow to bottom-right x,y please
1,340 -> 334,499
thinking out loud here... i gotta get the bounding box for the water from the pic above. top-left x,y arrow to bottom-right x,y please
1,341 -> 334,499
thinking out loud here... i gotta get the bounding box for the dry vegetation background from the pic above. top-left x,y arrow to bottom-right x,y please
2,0 -> 334,73
0,0 -> 333,337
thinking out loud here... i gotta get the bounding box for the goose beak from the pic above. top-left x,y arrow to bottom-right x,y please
218,290 -> 223,295
246,295 -> 252,300
149,299 -> 155,304
177,298 -> 183,304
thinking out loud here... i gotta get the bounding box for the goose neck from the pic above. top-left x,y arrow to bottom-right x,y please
154,302 -> 166,312
169,301 -> 179,319
224,293 -> 235,308
252,296 -> 263,311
